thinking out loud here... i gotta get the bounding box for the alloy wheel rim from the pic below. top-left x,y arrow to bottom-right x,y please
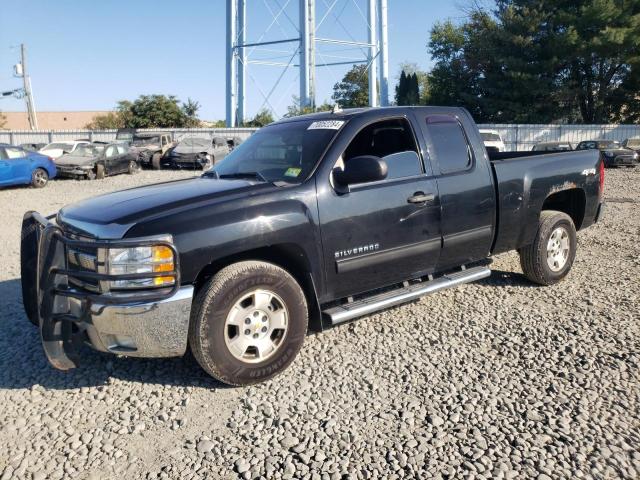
224,288 -> 289,363
546,226 -> 570,272
35,170 -> 46,186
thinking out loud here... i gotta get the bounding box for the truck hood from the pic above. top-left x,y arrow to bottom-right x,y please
56,154 -> 97,166
58,177 -> 274,238
602,148 -> 636,156
41,148 -> 66,159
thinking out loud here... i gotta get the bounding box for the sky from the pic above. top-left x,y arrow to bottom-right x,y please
0,0 -> 475,121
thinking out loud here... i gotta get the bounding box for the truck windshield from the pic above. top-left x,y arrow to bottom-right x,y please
132,136 -> 160,146
209,120 -> 342,183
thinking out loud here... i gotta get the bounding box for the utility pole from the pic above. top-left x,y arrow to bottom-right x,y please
18,44 -> 38,130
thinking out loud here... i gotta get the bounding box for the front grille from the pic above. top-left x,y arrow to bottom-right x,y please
65,238 -> 100,291
67,249 -> 97,271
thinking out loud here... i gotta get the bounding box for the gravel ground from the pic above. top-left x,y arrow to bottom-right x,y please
0,168 -> 638,480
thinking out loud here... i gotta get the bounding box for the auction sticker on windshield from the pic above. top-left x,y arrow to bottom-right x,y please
308,120 -> 344,130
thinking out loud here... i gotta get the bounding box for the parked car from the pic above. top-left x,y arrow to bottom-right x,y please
130,132 -> 175,169
39,141 -> 90,160
162,136 -> 229,169
532,141 -> 573,152
56,143 -> 140,180
0,143 -> 56,188
20,142 -> 47,152
227,136 -> 244,151
479,129 -> 506,153
622,138 -> 640,155
576,139 -> 638,168
21,106 -> 605,386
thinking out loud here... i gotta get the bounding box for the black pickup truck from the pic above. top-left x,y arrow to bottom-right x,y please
21,107 -> 605,386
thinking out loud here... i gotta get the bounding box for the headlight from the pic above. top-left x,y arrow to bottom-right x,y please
603,151 -> 614,157
634,153 -> 638,159
107,245 -> 175,289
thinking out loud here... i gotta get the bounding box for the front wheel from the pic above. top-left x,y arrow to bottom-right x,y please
189,261 -> 308,386
128,159 -> 140,174
519,210 -> 577,285
151,153 -> 162,170
31,168 -> 48,188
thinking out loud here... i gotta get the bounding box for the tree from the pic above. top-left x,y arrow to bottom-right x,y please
85,111 -> 123,129
395,70 -> 421,105
124,95 -> 190,128
244,108 -> 275,127
85,95 -> 203,129
427,1 -> 640,123
181,98 -> 201,127
285,96 -> 334,117
332,64 -> 370,108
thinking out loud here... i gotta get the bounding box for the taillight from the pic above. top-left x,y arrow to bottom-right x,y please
598,158 -> 605,198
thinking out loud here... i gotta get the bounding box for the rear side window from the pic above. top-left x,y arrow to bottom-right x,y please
425,115 -> 472,174
5,147 -> 26,159
343,118 -> 422,180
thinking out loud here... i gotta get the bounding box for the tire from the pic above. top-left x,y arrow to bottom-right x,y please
189,261 -> 308,386
128,159 -> 140,174
95,164 -> 105,180
197,153 -> 213,170
31,168 -> 48,188
86,168 -> 97,180
519,210 -> 577,286
20,216 -> 39,326
151,153 -> 162,170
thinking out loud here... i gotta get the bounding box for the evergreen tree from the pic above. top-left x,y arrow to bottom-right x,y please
332,65 -> 370,108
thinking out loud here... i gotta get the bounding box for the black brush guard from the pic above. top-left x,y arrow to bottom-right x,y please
20,211 -> 180,370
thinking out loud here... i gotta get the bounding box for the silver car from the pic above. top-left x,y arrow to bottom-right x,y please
162,136 -> 229,170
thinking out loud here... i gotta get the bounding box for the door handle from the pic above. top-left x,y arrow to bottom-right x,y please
407,192 -> 435,204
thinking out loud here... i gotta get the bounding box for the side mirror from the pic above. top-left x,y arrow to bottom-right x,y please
333,155 -> 388,188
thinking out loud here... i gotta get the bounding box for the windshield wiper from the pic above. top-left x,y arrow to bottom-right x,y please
218,172 -> 267,182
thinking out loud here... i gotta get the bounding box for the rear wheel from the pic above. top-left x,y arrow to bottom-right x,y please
189,261 -> 308,386
151,153 -> 162,170
519,210 -> 577,285
31,168 -> 48,188
95,164 -> 105,179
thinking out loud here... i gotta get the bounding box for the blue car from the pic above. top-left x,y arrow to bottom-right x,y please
0,144 -> 57,188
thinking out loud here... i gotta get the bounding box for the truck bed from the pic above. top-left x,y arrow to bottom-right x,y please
489,149 -> 602,255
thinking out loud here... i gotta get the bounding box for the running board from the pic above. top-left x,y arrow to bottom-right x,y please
323,266 -> 491,325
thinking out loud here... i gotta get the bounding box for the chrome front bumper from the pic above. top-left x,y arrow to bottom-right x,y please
72,286 -> 194,357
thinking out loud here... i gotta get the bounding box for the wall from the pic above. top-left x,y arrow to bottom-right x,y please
2,111 -> 111,130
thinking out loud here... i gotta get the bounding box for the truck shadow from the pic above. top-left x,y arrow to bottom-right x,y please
475,269 -> 539,288
0,278 -> 229,391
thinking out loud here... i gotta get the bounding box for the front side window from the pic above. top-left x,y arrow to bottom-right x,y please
210,119 -> 341,184
340,118 -> 422,180
425,115 -> 472,173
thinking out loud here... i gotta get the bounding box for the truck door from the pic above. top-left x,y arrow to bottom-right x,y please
317,116 -> 442,300
417,113 -> 495,270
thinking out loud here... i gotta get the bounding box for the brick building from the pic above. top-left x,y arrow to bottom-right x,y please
2,111 -> 110,130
